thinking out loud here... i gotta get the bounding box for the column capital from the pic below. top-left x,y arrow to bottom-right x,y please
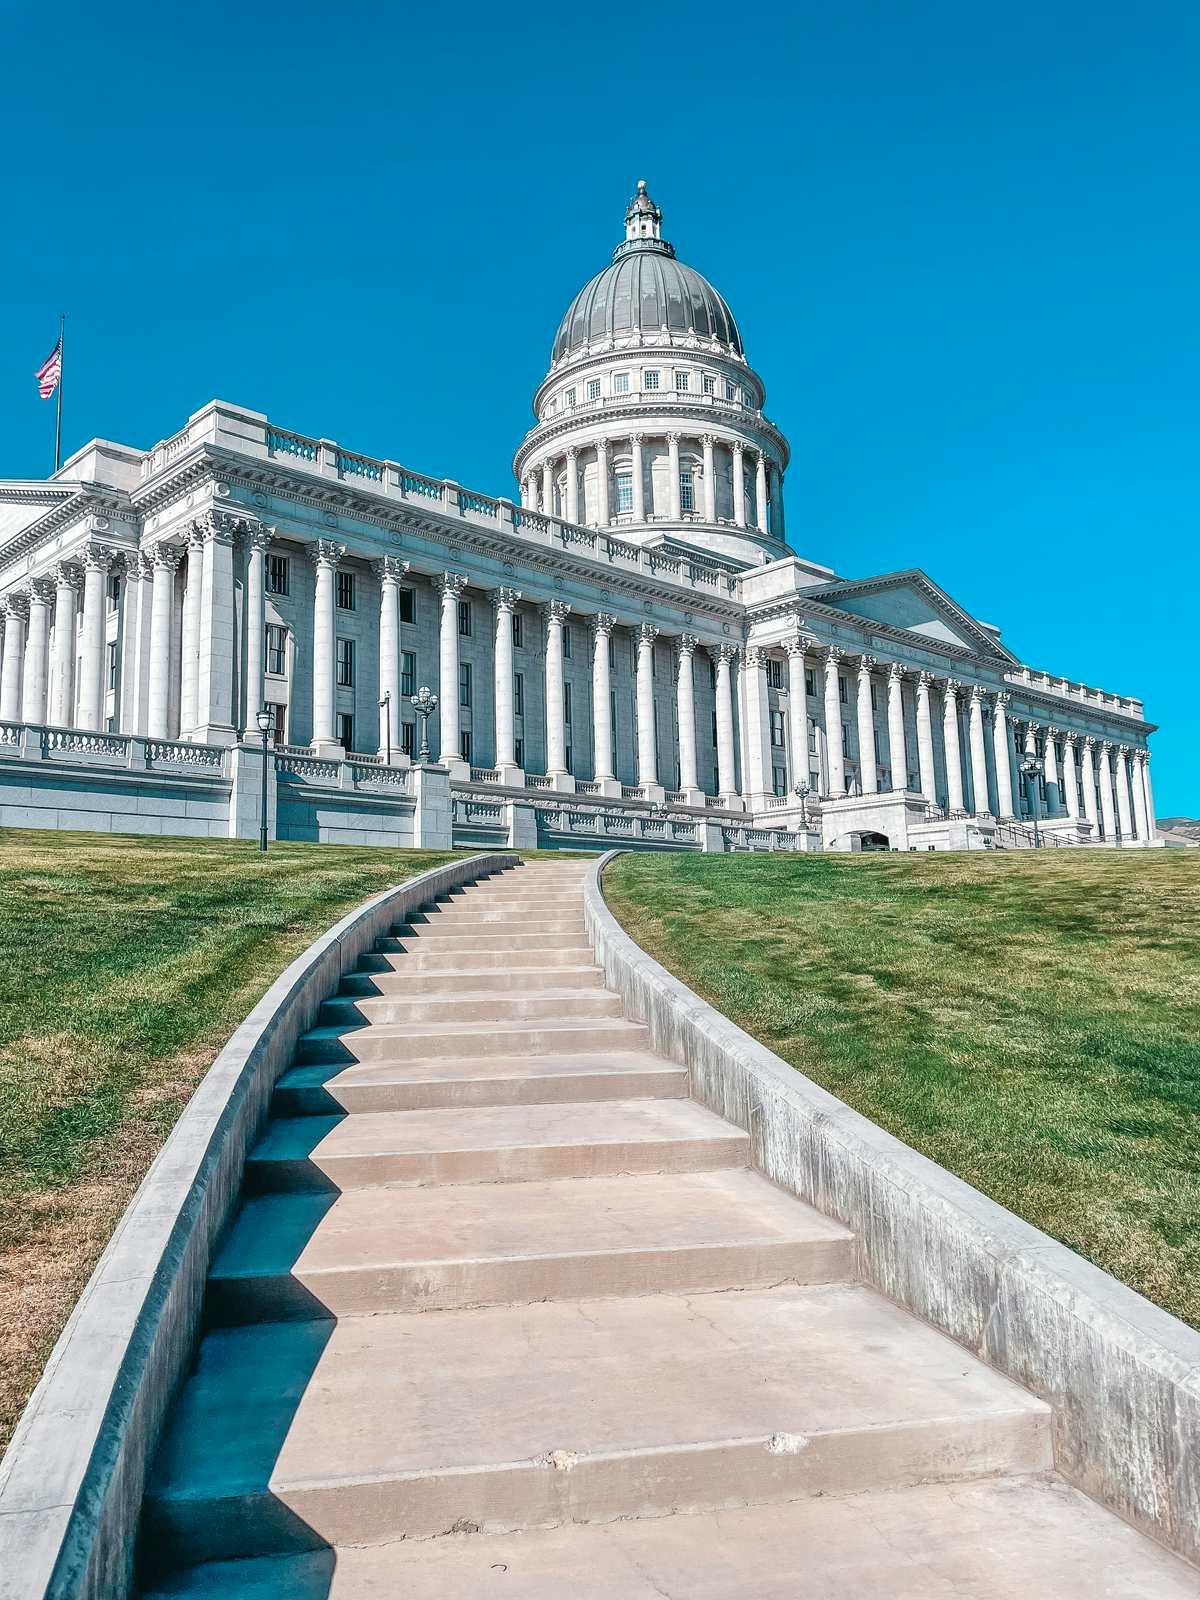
969,684 -> 988,705
1134,747 -> 1149,765
675,632 -> 699,658
743,644 -> 767,670
310,538 -> 347,571
132,552 -> 157,583
150,541 -> 184,574
26,576 -> 56,606
1023,719 -> 1042,735
1116,741 -> 1131,756
637,622 -> 659,647
857,653 -> 878,676
731,440 -> 745,456
1046,723 -> 1061,738
541,599 -> 572,626
1099,738 -> 1114,754
3,592 -> 30,622
666,430 -> 681,444
707,641 -> 740,667
589,611 -> 618,638
565,445 -> 579,460
242,523 -> 274,554
1061,729 -> 1077,747
433,570 -> 467,601
375,556 -> 411,584
886,660 -> 907,683
784,632 -> 816,658
630,432 -> 645,446
81,542 -> 117,574
993,689 -> 1011,710
822,644 -> 844,666
191,510 -> 237,547
700,432 -> 717,447
52,561 -> 83,592
1082,734 -> 1097,749
594,436 -> 610,456
490,585 -> 523,612
916,669 -> 935,690
942,677 -> 961,700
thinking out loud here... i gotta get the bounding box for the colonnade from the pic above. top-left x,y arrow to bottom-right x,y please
519,433 -> 778,536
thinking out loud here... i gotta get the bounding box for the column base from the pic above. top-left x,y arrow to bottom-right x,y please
312,740 -> 345,760
594,777 -> 623,798
549,771 -> 576,793
719,793 -> 745,813
680,788 -> 707,808
384,751 -> 413,768
190,722 -> 238,747
641,782 -> 666,804
496,763 -> 525,787
442,756 -> 471,782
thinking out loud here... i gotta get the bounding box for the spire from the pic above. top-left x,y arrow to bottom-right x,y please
613,178 -> 675,261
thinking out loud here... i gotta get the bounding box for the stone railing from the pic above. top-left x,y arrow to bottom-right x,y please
0,721 -> 231,778
453,797 -> 505,829
274,751 -> 413,796
470,767 -> 502,784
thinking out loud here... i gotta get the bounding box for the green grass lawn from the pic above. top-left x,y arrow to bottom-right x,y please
603,849 -> 1200,1328
0,829 -> 464,1451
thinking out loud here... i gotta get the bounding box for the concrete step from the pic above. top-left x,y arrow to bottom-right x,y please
272,1051 -> 686,1115
142,1476 -> 1200,1600
361,945 -> 593,972
379,930 -> 593,954
317,988 -> 623,1028
206,1168 -> 857,1324
338,965 -> 603,997
244,1098 -> 748,1191
294,1016 -> 649,1066
144,1284 -> 1051,1565
451,891 -> 585,906
411,910 -> 586,933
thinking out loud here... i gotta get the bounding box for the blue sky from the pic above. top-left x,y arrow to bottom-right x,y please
2,0 -> 1196,815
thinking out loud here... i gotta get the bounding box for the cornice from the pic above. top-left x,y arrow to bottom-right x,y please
0,485 -> 134,571
514,399 -> 790,478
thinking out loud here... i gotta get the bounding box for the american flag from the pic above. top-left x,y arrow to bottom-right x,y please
36,339 -> 62,400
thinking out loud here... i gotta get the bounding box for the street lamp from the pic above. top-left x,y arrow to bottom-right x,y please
1019,753 -> 1044,849
793,781 -> 811,830
410,686 -> 438,763
379,691 -> 392,765
254,706 -> 273,853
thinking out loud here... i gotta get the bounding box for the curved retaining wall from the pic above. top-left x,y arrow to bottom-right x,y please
584,849 -> 1200,1565
0,852 -> 518,1600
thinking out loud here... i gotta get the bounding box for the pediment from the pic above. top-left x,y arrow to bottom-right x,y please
807,570 -> 1017,663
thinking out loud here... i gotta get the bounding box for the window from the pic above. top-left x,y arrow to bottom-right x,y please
725,380 -> 737,401
400,720 -> 415,757
514,672 -> 524,716
874,730 -> 881,762
679,470 -> 694,513
565,745 -> 573,774
264,702 -> 286,746
514,737 -> 524,767
586,378 -> 601,401
709,658 -> 717,690
337,712 -> 353,749
107,641 -> 118,690
512,610 -> 523,648
266,624 -> 288,676
106,575 -> 121,612
615,472 -> 633,513
399,587 -> 415,624
337,570 -> 355,611
842,723 -> 851,755
767,658 -> 783,690
838,675 -> 848,704
562,624 -> 572,659
610,689 -> 618,739
805,668 -> 816,697
773,766 -> 787,797
711,711 -> 718,746
565,388 -> 576,408
703,374 -> 715,395
460,730 -> 472,762
674,371 -> 689,392
266,554 -> 289,596
808,720 -> 818,753
770,709 -> 785,747
644,369 -> 660,390
459,662 -> 472,707
336,637 -> 354,687
608,634 -> 616,671
614,371 -> 630,394
870,682 -> 878,711
458,599 -> 471,637
401,650 -> 416,697
564,683 -> 572,725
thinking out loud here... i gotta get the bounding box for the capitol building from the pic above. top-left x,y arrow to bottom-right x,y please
0,183 -> 1159,852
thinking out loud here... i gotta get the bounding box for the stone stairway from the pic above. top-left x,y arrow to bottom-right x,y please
141,860 -> 1196,1598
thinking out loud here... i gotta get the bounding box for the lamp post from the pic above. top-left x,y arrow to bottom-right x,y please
793,781 -> 811,830
254,706 -> 273,853
379,691 -> 392,765
410,686 -> 438,763
1019,753 -> 1044,849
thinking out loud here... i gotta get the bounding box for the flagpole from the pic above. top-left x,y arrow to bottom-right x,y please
54,314 -> 65,474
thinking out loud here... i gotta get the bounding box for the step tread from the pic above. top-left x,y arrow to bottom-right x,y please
210,1168 -> 854,1286
324,986 -> 611,1008
249,1098 -> 744,1166
277,1050 -> 681,1091
299,1016 -> 646,1044
148,1284 -> 1047,1505
142,1476 -> 1200,1600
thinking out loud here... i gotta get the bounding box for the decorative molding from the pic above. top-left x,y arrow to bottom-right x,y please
310,538 -> 347,571
375,556 -> 412,583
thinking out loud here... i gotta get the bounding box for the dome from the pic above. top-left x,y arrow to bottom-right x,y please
551,182 -> 743,363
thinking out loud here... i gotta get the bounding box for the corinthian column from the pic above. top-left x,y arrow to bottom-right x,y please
635,623 -> 659,791
565,448 -> 580,524
855,656 -> 878,794
311,540 -> 345,755
376,557 -> 410,760
785,634 -> 811,790
741,644 -> 774,808
1080,736 -> 1099,833
731,443 -> 746,529
194,515 -> 237,744
540,460 -> 553,516
1141,750 -> 1157,837
1132,751 -> 1151,841
77,546 -> 114,732
492,586 -> 521,779
667,433 -> 682,520
0,595 -> 29,721
147,544 -> 183,739
823,647 -> 845,797
991,693 -> 1014,816
915,672 -> 937,803
179,523 -> 205,735
676,633 -> 701,798
1041,728 -> 1061,816
590,614 -> 617,788
1097,741 -> 1117,840
1115,746 -> 1134,839
942,680 -> 965,812
967,687 -> 991,815
701,436 -> 717,521
243,526 -> 272,735
595,440 -> 610,526
50,563 -> 81,725
630,435 -> 645,521
712,643 -> 740,804
22,578 -> 55,724
1061,733 -> 1079,821
434,572 -> 466,771
755,452 -> 769,534
886,663 -> 907,791
542,599 -> 572,785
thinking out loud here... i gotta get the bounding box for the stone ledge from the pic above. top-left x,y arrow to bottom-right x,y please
583,850 -> 1200,1567
0,851 -> 519,1600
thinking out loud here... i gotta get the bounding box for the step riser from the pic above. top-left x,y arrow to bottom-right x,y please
378,934 -> 593,954
318,994 -> 623,1027
294,1023 -> 647,1064
144,1410 -> 1049,1566
339,968 -> 602,996
207,1238 -> 857,1326
272,1068 -> 687,1116
244,1132 -> 749,1192
411,915 -> 586,934
361,948 -> 593,972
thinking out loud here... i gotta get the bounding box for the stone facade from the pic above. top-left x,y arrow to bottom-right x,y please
0,184 -> 1158,851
